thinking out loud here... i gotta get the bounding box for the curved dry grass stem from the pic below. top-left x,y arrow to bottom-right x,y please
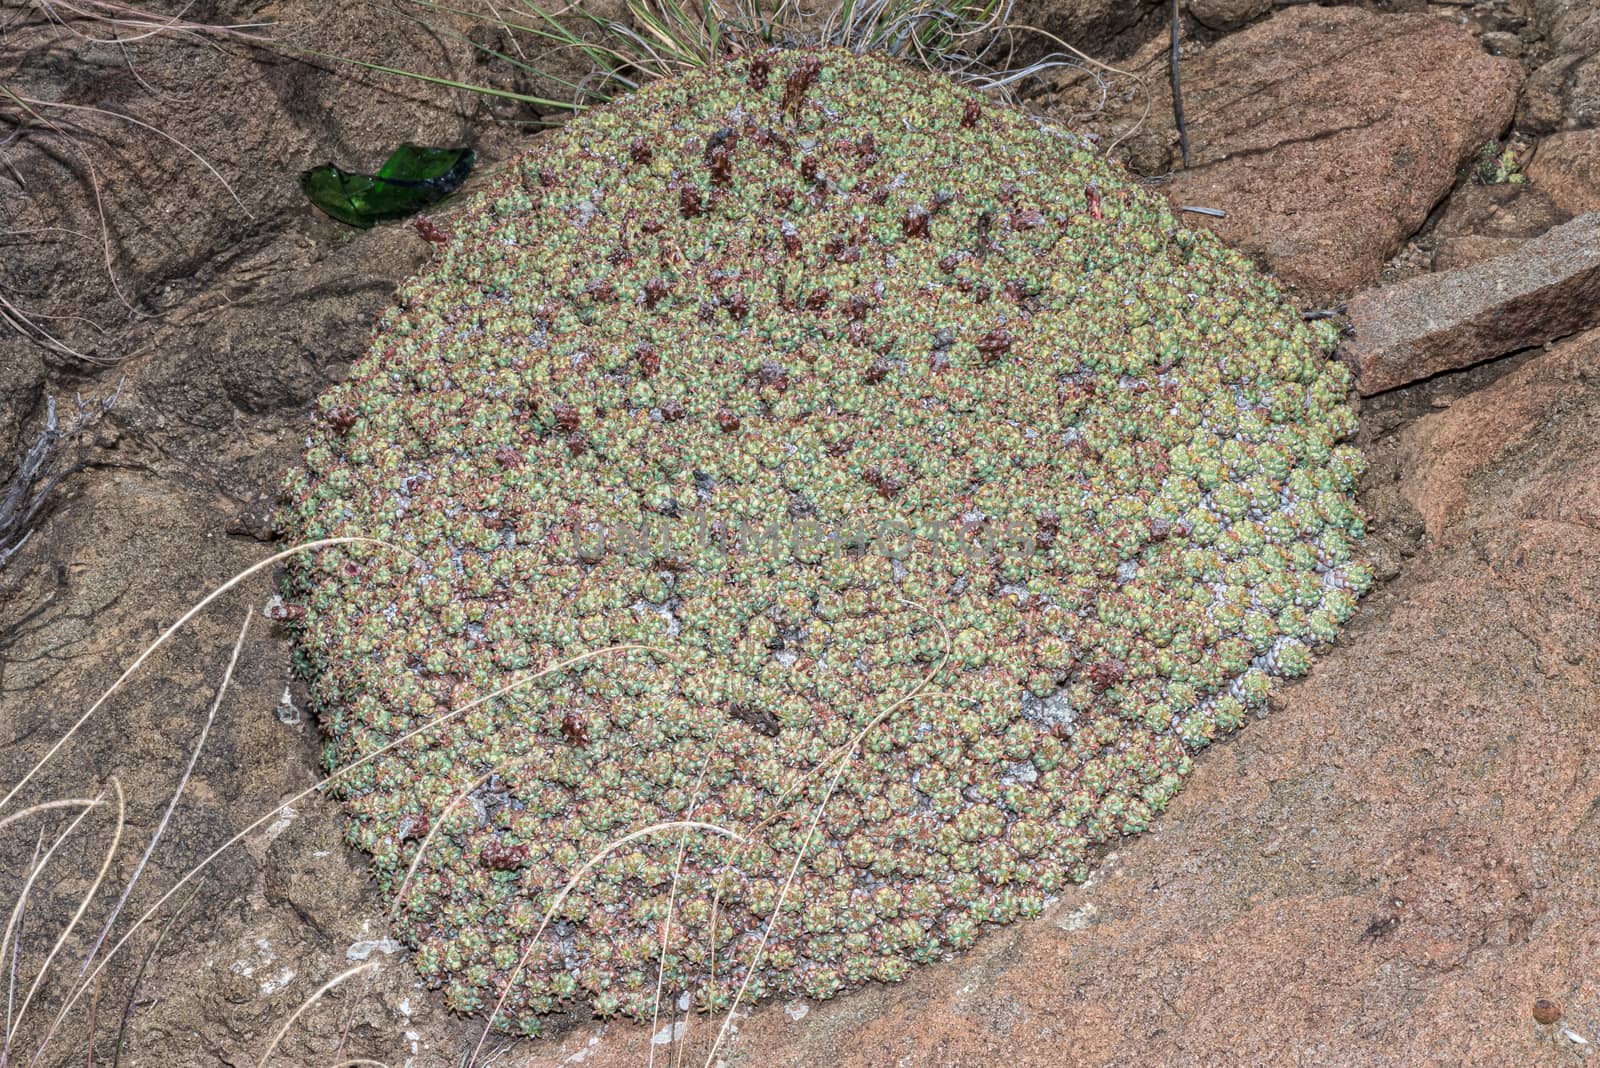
12,95 -> 254,218
0,785 -> 111,1059
255,961 -> 379,1068
463,820 -> 746,1068
109,883 -> 201,1068
28,0 -> 273,45
0,86 -> 136,323
647,723 -> 726,1068
332,771 -> 491,1062
5,832 -> 46,1053
0,801 -> 99,836
0,537 -> 408,819
700,598 -> 949,1066
1011,23 -> 1151,155
28,642 -> 664,1067
8,779 -> 124,1046
748,599 -> 949,837
0,293 -> 92,363
78,609 -> 252,984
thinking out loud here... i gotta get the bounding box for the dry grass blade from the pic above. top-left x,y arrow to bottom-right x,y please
28,641 -> 665,1066
646,723 -> 726,1068
698,598 -> 949,1066
0,801 -> 100,836
747,599 -> 948,838
76,609 -> 253,984
0,787 -> 110,1060
463,820 -> 745,1068
293,46 -> 582,111
0,294 -> 92,363
331,772 -> 491,1063
82,965 -> 101,1068
0,536 -> 409,818
10,95 -> 255,219
108,883 -> 200,1068
0,87 -> 137,325
27,0 -> 274,44
825,0 -> 1007,58
255,962 -> 379,1068
7,779 -> 124,1048
1010,23 -> 1152,154
4,833 -> 46,1056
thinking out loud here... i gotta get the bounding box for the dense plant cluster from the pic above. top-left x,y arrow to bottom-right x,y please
280,48 -> 1369,1032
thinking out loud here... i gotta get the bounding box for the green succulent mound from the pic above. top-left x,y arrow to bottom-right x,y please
281,48 -> 1369,1032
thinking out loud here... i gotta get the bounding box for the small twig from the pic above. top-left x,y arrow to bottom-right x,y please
1178,205 -> 1225,218
255,962 -> 379,1068
1301,306 -> 1347,321
1169,0 -> 1188,167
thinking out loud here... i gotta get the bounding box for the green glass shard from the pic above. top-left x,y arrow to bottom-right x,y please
301,144 -> 476,228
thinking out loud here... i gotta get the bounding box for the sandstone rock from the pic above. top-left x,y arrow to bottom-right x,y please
1186,0 -> 1270,32
516,333 -> 1600,1068
1159,6 -> 1522,300
1529,128 -> 1600,214
1399,329 -> 1600,538
1009,0 -> 1165,60
1530,0 -> 1600,55
1344,212 -> 1600,395
1430,182 -> 1570,271
1520,51 -> 1600,133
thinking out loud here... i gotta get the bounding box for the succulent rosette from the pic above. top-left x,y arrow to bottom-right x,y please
281,48 -> 1369,1033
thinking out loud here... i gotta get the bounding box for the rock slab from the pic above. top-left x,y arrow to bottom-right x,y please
1186,0 -> 1270,32
1528,128 -> 1600,215
1399,332 -> 1600,538
1430,183 -> 1570,272
1161,6 -> 1522,300
1344,212 -> 1600,395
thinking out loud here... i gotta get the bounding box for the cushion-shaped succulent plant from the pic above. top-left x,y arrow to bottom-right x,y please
280,47 -> 1369,1033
